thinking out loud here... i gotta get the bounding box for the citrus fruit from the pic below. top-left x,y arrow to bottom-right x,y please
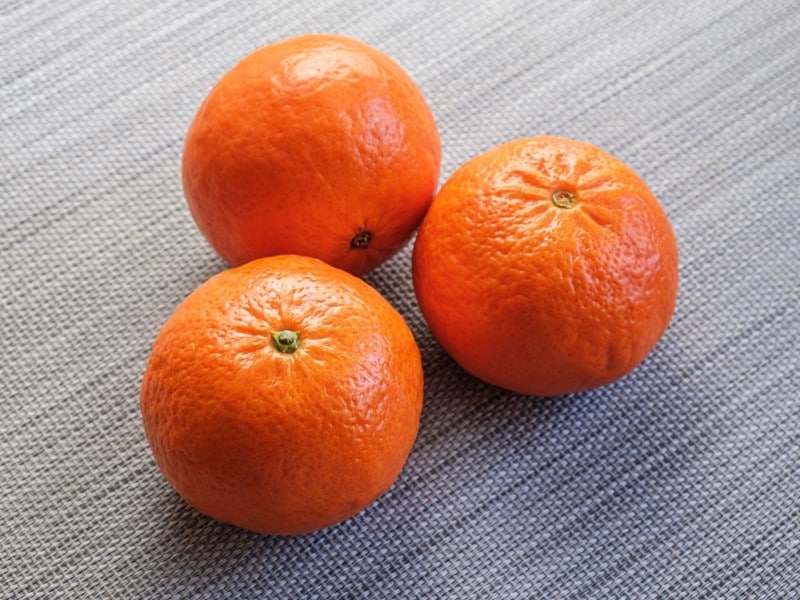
140,255 -> 424,535
412,136 -> 679,397
181,33 -> 441,276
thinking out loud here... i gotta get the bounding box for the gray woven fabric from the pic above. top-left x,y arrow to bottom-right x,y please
2,0 -> 798,597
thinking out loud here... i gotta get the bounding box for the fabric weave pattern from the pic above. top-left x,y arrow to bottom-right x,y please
2,1 -> 798,597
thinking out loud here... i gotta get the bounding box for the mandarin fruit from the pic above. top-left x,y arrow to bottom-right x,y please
140,255 -> 423,535
412,136 -> 679,397
182,34 -> 441,276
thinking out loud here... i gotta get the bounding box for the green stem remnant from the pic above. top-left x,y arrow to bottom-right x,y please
271,329 -> 300,354
551,190 -> 578,209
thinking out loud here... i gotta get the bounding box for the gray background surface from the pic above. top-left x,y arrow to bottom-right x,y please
2,0 -> 798,597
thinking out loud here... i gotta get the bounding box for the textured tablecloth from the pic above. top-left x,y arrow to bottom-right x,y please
2,1 -> 799,597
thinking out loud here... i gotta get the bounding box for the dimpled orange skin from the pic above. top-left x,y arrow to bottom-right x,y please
182,34 -> 441,276
412,136 -> 679,397
140,255 -> 423,535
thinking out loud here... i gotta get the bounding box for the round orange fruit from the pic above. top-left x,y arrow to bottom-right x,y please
412,136 -> 679,397
182,34 -> 441,276
140,255 -> 424,535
